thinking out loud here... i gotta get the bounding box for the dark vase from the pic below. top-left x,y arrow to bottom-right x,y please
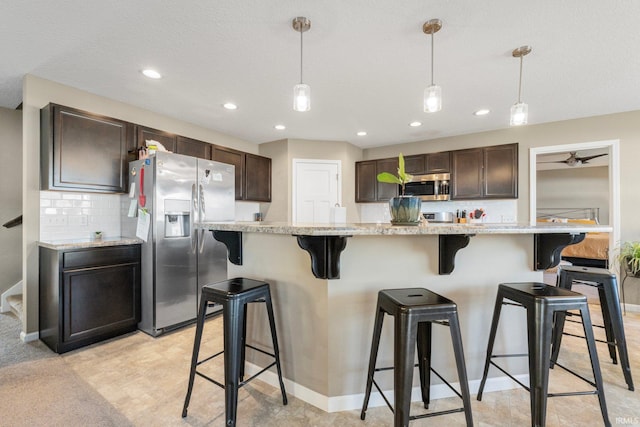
389,196 -> 422,225
623,258 -> 640,277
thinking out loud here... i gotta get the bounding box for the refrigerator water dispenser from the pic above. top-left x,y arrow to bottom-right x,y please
165,212 -> 190,237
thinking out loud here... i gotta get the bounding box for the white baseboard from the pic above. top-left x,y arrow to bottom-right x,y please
1,281 -> 23,313
623,302 -> 640,313
20,330 -> 39,343
244,362 -> 526,413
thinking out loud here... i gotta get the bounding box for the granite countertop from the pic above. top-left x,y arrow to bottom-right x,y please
38,236 -> 143,250
198,221 -> 612,236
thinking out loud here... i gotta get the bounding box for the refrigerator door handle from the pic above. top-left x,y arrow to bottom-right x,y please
199,184 -> 205,220
191,183 -> 197,254
198,183 -> 206,253
199,229 -> 206,253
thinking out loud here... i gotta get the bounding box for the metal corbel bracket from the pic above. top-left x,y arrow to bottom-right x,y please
212,230 -> 243,265
439,234 -> 474,275
295,235 -> 350,279
534,232 -> 586,270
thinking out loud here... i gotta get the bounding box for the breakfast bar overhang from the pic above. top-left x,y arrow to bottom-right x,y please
208,222 -> 607,278
200,221 -> 612,412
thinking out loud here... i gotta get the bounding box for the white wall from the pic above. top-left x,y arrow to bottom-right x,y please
0,107 -> 22,295
260,138 -> 362,223
537,166 -> 609,224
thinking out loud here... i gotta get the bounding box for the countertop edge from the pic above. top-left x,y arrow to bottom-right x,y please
38,237 -> 143,250
198,222 -> 612,236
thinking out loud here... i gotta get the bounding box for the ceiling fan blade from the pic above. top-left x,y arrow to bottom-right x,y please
577,153 -> 608,163
539,160 -> 569,164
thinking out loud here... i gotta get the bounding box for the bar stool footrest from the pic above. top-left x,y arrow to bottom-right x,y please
490,355 -> 600,394
372,365 -> 466,414
562,331 -> 615,347
193,344 -> 279,391
410,407 -> 465,421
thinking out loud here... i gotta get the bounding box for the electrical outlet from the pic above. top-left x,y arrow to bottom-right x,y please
68,215 -> 88,226
43,216 -> 68,226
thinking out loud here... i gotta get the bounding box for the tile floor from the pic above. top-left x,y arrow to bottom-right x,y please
60,308 -> 640,426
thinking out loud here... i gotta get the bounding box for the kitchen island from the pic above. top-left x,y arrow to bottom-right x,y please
199,221 -> 612,412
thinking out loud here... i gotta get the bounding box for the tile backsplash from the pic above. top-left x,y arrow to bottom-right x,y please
40,191 -> 122,241
359,199 -> 518,224
40,191 -> 263,241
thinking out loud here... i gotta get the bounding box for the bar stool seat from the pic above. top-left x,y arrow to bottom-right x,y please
552,265 -> 634,391
360,288 -> 473,427
477,282 -> 610,427
182,278 -> 287,427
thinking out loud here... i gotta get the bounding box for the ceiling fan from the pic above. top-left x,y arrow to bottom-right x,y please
539,151 -> 608,167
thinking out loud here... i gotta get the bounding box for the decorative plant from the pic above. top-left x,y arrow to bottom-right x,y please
376,153 -> 414,196
617,241 -> 640,275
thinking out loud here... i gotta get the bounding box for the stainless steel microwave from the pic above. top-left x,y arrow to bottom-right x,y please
403,173 -> 450,201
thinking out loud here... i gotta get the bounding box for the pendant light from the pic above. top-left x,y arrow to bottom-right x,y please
423,19 -> 442,113
292,17 -> 311,112
510,45 -> 532,126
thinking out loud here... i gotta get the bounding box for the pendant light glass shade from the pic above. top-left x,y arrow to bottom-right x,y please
423,19 -> 442,113
293,83 -> 311,112
510,102 -> 528,126
424,84 -> 442,113
510,45 -> 531,126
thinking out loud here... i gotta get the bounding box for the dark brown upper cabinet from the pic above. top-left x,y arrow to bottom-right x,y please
176,136 -> 212,160
483,143 -> 518,198
211,147 -> 271,202
136,126 -> 177,154
451,148 -> 484,199
212,145 -> 245,200
404,155 -> 425,175
376,157 -> 399,201
451,143 -> 518,200
41,104 -> 132,193
355,158 -> 399,202
398,152 -> 450,176
245,153 -> 272,202
355,160 -> 377,202
425,151 -> 450,174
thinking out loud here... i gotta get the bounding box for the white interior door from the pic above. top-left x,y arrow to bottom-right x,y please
293,159 -> 341,223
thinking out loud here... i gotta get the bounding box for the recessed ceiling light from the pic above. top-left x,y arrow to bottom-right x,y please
409,121 -> 422,127
223,103 -> 238,110
141,69 -> 162,79
274,124 -> 286,130
474,109 -> 490,116
357,131 -> 367,136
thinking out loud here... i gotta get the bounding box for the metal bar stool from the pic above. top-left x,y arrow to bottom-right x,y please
360,288 -> 474,427
477,282 -> 610,427
551,265 -> 634,391
182,278 -> 287,426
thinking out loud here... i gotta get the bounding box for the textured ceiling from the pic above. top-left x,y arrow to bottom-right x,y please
2,1 -> 640,148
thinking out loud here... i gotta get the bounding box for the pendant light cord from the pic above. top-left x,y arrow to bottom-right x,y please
300,29 -> 304,84
430,31 -> 435,86
517,56 -> 523,103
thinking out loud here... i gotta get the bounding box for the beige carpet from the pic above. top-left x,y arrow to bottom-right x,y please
0,312 -> 54,368
0,312 -> 132,426
0,357 -> 133,427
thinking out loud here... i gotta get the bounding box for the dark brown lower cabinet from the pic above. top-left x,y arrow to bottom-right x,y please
39,245 -> 141,354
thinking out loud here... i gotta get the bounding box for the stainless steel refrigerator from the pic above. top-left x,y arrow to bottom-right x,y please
122,151 -> 235,336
